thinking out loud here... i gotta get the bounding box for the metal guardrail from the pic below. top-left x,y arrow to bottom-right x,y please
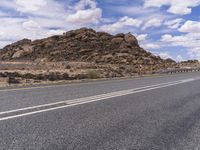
162,68 -> 200,74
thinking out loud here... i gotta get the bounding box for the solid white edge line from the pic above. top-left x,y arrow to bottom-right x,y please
0,78 -> 197,121
0,79 -> 184,115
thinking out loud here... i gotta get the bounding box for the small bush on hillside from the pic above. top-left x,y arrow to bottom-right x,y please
7,77 -> 20,84
86,70 -> 100,79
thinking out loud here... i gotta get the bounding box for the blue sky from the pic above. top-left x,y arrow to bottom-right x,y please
0,0 -> 200,61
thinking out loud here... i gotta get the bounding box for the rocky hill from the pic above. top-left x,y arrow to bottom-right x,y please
0,28 -> 175,65
0,28 -> 177,84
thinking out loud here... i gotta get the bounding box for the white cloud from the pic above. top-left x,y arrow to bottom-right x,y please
66,0 -> 102,24
0,17 -> 25,40
136,34 -> 148,41
164,18 -> 184,29
46,29 -> 66,36
0,0 -> 66,18
158,52 -> 172,59
187,47 -> 200,60
142,18 -> 163,30
161,33 -> 200,48
15,0 -> 47,12
66,9 -> 102,24
118,16 -> 142,27
0,17 -> 48,42
0,16 -> 68,48
176,55 -> 184,62
161,34 -> 173,41
0,0 -> 17,10
179,20 -> 200,33
0,0 -> 69,31
74,0 -> 97,10
0,0 -> 97,28
144,0 -> 200,15
112,6 -> 158,16
161,33 -> 200,59
0,0 -> 103,48
22,20 -> 40,31
99,16 -> 142,32
0,41 -> 13,48
142,43 -> 161,49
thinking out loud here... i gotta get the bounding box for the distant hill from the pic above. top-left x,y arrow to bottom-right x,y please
0,28 -> 176,67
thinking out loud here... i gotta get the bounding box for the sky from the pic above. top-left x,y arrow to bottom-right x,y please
0,0 -> 200,61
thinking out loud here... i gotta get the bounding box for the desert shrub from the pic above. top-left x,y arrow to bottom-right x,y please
47,72 -> 62,81
7,77 -> 20,84
75,74 -> 88,80
6,72 -> 20,78
86,70 -> 100,79
0,72 -> 7,77
65,65 -> 71,69
62,73 -> 70,80
35,74 -> 45,80
22,73 -> 35,79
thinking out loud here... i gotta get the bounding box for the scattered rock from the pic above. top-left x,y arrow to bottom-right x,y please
0,28 -> 176,76
111,37 -> 124,44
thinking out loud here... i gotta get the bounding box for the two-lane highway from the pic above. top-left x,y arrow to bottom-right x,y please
1,72 -> 200,149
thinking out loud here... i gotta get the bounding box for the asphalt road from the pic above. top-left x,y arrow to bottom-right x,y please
1,72 -> 200,149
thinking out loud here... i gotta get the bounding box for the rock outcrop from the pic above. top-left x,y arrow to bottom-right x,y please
0,28 -> 179,84
0,28 -> 175,67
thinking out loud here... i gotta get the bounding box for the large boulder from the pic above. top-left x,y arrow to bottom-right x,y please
12,45 -> 33,59
124,33 -> 138,46
111,37 -> 124,44
12,50 -> 25,58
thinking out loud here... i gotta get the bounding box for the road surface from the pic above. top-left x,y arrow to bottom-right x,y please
1,72 -> 200,149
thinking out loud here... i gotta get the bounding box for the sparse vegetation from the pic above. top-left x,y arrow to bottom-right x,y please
86,70 -> 100,79
0,28 -> 179,86
7,77 -> 20,84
